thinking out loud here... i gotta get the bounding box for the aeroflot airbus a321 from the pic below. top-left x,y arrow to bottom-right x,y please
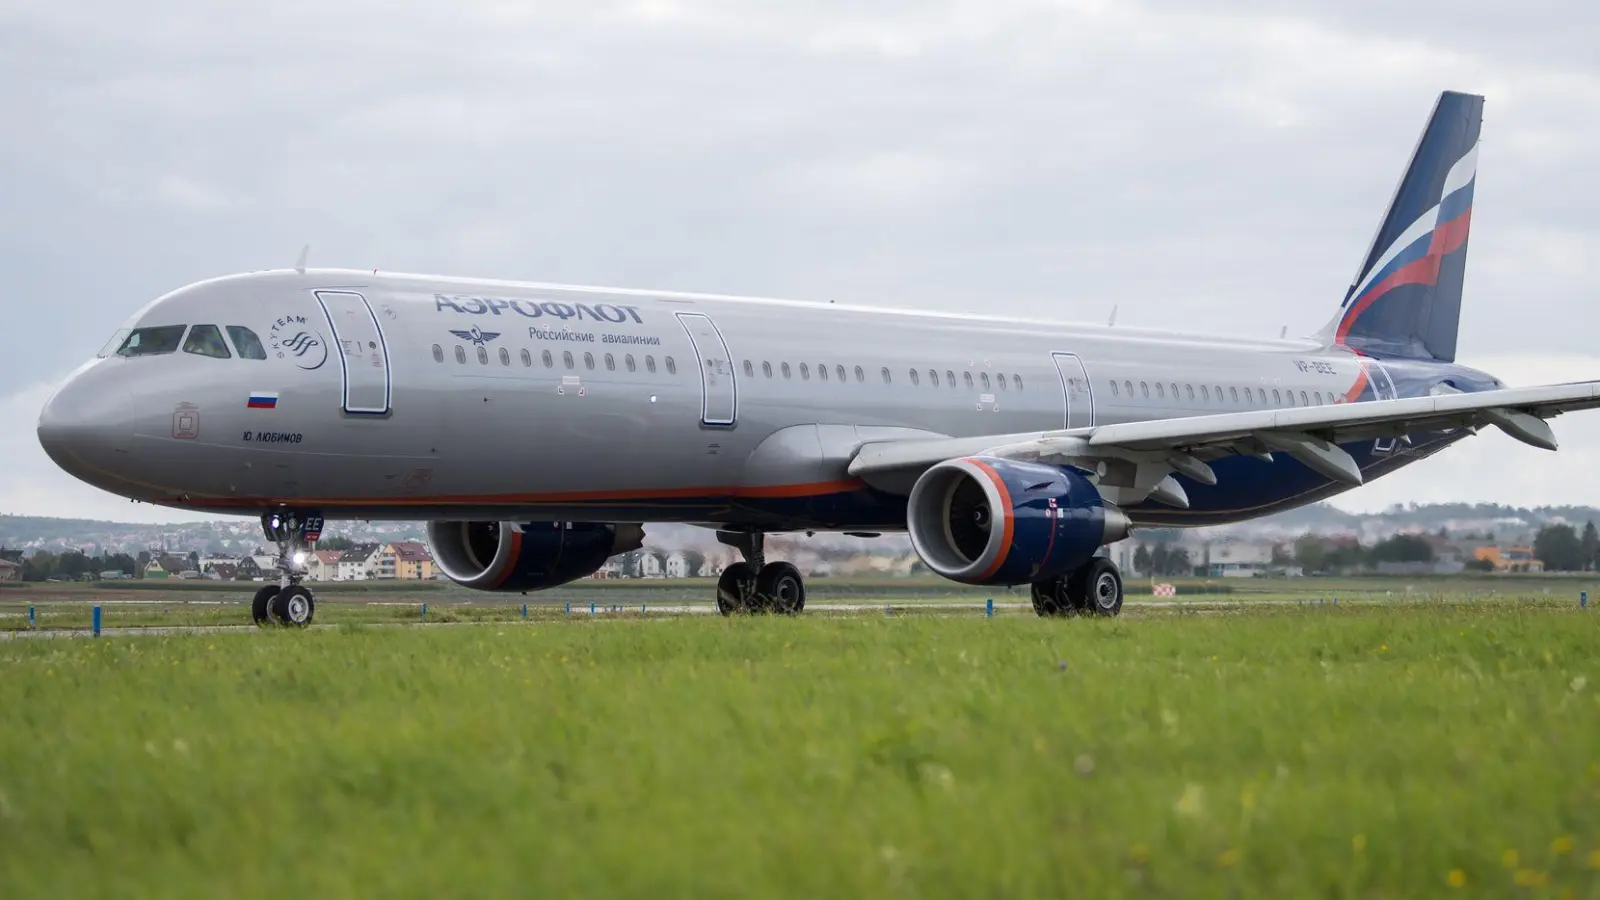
35,91 -> 1600,626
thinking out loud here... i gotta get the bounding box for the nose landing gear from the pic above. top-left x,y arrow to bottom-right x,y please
252,511 -> 323,627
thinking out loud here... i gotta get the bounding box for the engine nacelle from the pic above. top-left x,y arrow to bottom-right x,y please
906,456 -> 1131,586
426,521 -> 645,592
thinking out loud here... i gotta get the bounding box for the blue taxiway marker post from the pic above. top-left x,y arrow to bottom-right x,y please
986,598 -> 994,617
92,606 -> 102,637
642,604 -> 647,614
27,605 -> 35,628
421,602 -> 427,619
590,602 -> 596,614
1582,591 -> 1589,610
522,603 -> 528,618
564,602 -> 571,615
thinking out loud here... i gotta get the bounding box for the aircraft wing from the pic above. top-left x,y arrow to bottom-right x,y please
847,380 -> 1600,507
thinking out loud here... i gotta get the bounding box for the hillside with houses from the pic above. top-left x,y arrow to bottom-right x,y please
3,502 -> 1600,583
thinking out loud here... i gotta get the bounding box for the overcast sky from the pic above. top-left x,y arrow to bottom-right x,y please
3,0 -> 1599,525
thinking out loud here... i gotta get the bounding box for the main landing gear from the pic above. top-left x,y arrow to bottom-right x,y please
714,531 -> 805,616
252,510 -> 324,628
1031,556 -> 1124,618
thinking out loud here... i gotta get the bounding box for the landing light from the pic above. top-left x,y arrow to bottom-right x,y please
292,551 -> 307,566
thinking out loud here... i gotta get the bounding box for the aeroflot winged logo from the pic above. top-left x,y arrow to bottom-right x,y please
450,326 -> 501,346
269,314 -> 328,371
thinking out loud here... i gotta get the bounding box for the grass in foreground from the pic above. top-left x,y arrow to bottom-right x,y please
1,606 -> 1598,897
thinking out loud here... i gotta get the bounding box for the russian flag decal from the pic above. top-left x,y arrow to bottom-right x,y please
247,391 -> 279,410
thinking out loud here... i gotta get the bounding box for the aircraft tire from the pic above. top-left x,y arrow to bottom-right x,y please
1080,558 -> 1123,617
716,562 -> 757,616
251,585 -> 279,626
1030,577 -> 1073,617
270,585 -> 316,627
756,562 -> 805,615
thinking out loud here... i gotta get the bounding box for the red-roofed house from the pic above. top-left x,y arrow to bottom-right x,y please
309,550 -> 344,581
374,541 -> 436,580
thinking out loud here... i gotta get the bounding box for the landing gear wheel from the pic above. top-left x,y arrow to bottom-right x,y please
270,585 -> 316,627
1080,558 -> 1123,617
755,562 -> 805,615
251,585 -> 280,626
1030,577 -> 1073,617
716,562 -> 757,616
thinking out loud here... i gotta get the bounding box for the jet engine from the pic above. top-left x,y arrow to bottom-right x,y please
906,456 -> 1131,586
426,521 -> 645,592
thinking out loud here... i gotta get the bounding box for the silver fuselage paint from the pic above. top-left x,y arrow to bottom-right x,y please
39,268 -> 1496,530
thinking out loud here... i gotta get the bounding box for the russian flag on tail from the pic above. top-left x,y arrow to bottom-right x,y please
247,391 -> 279,410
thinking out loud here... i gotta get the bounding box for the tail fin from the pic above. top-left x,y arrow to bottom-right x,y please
1318,91 -> 1483,362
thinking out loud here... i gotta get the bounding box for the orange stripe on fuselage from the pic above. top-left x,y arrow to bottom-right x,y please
158,479 -> 870,509
965,458 -> 1015,583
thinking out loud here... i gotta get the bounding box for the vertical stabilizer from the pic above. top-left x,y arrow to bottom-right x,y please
1317,91 -> 1483,362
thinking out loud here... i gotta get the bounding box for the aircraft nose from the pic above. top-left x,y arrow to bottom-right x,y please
37,367 -> 128,485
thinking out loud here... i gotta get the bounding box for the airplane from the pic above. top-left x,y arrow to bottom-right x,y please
35,90 -> 1600,627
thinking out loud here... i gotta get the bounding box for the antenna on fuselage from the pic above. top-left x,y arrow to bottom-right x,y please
294,244 -> 309,274
1280,325 -> 1288,338
1107,305 -> 1118,327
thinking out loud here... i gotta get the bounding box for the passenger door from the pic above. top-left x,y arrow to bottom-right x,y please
316,290 -> 391,415
676,312 -> 736,427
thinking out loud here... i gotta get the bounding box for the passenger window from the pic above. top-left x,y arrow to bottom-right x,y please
647,355 -> 657,373
499,347 -> 510,366
928,369 -> 939,387
1200,384 -> 1209,401
818,364 -> 829,382
1301,390 -> 1310,407
881,367 -> 891,384
182,324 -> 231,359
521,349 -> 532,367
226,326 -> 268,360
1111,381 -> 1120,396
783,362 -> 792,379
837,365 -> 847,383
1213,385 -> 1222,401
564,351 -> 575,369
1287,391 -> 1296,407
542,350 -> 554,368
981,372 -> 991,391
1314,391 -> 1324,405
996,373 -> 1007,391
1229,387 -> 1238,403
1244,387 -> 1253,403
1013,375 -> 1022,392
743,360 -> 754,378
477,346 -> 489,365
800,363 -> 811,380
1140,381 -> 1148,398
432,344 -> 444,363
1272,389 -> 1282,405
1154,382 -> 1163,399
1125,380 -> 1133,396
666,357 -> 676,375
584,352 -> 595,370
947,370 -> 956,389
964,372 -> 974,389
455,346 -> 467,364
855,365 -> 865,382
117,325 -> 187,357
764,361 -> 773,378
910,369 -> 920,386
1185,384 -> 1195,401
606,353 -> 616,371
627,355 -> 637,372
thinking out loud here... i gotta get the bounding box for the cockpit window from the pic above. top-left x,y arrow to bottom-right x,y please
116,325 -> 187,357
226,326 -> 268,360
182,324 -> 232,359
98,329 -> 131,359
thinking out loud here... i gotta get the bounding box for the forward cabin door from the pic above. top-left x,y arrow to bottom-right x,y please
315,290 -> 391,415
676,312 -> 737,427
1051,352 -> 1096,429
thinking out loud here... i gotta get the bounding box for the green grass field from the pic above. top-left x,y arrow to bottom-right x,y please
2,601 -> 1600,897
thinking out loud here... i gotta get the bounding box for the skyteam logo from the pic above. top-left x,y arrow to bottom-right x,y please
449,326 -> 501,346
269,314 -> 328,371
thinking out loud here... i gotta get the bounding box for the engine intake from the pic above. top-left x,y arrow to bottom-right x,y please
426,521 -> 644,592
906,456 -> 1130,586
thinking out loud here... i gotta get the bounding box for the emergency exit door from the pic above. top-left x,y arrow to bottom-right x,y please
1052,352 -> 1096,429
676,312 -> 736,427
